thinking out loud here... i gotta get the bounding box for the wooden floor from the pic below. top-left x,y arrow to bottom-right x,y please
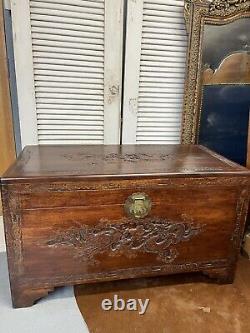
75,257 -> 250,333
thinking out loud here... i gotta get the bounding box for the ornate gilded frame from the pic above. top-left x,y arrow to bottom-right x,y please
181,0 -> 250,144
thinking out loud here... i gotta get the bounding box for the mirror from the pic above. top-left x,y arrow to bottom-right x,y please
181,0 -> 250,165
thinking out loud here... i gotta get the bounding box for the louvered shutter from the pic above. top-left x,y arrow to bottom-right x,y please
122,0 -> 187,144
11,0 -> 123,146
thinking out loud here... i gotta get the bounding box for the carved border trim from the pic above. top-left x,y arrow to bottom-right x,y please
21,258 -> 231,288
232,187 -> 250,254
7,177 -> 248,194
1,185 -> 23,277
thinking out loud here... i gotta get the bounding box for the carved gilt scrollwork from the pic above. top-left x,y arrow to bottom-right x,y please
184,0 -> 192,32
209,0 -> 250,16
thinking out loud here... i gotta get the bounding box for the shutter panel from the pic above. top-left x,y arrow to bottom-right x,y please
11,0 -> 123,146
122,0 -> 187,144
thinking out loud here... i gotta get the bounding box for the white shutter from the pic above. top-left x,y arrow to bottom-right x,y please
11,0 -> 123,146
122,0 -> 187,144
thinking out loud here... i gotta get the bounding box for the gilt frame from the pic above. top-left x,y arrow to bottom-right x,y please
181,0 -> 250,144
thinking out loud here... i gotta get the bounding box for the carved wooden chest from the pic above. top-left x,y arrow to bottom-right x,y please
1,144 -> 250,308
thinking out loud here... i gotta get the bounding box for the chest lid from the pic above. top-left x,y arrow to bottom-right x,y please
1,144 -> 249,183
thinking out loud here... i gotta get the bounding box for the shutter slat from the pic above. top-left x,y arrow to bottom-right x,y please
142,21 -> 186,30
30,7 -> 104,23
30,1 -> 104,14
39,140 -> 103,144
35,81 -> 103,89
33,58 -> 104,68
37,112 -> 104,118
31,0 -> 105,9
140,66 -> 185,73
141,43 -> 186,52
38,124 -> 103,130
33,39 -> 104,50
33,52 -> 104,62
143,8 -> 183,17
31,26 -> 103,39
35,93 -> 104,100
139,88 -> 184,93
142,26 -> 187,35
39,134 -> 104,139
35,87 -> 103,94
143,15 -> 185,24
141,49 -> 186,57
139,77 -> 185,83
34,70 -> 104,78
38,117 -> 103,123
36,98 -> 104,105
138,110 -> 182,115
140,72 -> 185,78
31,18 -> 104,33
144,0 -> 183,7
142,32 -> 187,41
139,81 -> 184,87
39,127 -> 103,132
33,45 -> 104,57
139,93 -> 183,98
137,127 -> 181,132
32,32 -> 104,45
36,104 -> 104,110
141,55 -> 185,62
142,38 -> 187,47
33,56 -> 104,68
139,116 -> 181,120
30,14 -> 104,28
35,75 -> 103,84
138,103 -> 183,108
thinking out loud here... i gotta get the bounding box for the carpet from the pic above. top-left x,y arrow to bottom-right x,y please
75,259 -> 250,333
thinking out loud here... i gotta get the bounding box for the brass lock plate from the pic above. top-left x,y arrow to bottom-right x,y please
124,193 -> 152,219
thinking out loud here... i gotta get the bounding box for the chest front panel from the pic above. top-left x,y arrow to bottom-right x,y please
7,177 -> 244,284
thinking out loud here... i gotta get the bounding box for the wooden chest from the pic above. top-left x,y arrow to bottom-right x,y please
1,144 -> 250,308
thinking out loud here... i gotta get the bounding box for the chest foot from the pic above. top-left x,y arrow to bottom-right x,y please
202,265 -> 235,284
11,285 -> 54,308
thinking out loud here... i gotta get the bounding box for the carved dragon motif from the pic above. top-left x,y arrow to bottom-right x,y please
62,152 -> 170,163
45,217 -> 203,265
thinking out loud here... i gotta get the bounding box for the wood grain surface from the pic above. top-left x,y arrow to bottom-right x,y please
1,144 -> 248,182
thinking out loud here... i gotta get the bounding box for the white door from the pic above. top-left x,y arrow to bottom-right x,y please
11,0 -> 124,147
122,0 -> 188,144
